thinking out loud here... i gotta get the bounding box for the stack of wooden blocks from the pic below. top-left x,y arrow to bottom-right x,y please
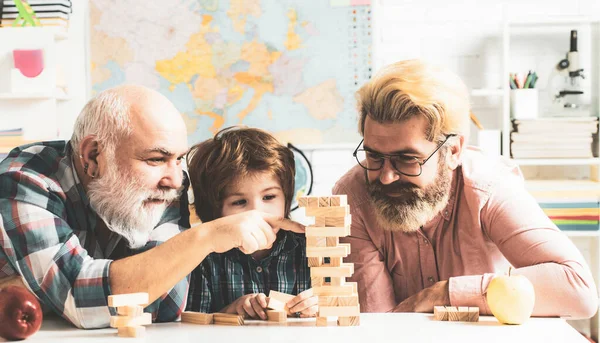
298,195 -> 360,327
181,312 -> 245,325
434,306 -> 479,322
108,292 -> 151,338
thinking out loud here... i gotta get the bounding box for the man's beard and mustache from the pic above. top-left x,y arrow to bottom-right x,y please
367,154 -> 452,233
87,160 -> 181,249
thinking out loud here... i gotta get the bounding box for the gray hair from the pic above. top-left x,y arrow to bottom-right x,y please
71,90 -> 133,156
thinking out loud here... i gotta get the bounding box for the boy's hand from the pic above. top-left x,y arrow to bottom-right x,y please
226,293 -> 268,320
205,210 -> 305,254
286,288 -> 318,318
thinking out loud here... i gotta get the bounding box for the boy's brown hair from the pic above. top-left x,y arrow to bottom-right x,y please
186,126 -> 296,223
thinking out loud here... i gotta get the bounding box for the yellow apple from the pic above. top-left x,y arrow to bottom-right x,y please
486,271 -> 535,325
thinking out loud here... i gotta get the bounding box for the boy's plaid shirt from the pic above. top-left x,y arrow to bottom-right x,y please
186,230 -> 311,313
0,141 -> 190,328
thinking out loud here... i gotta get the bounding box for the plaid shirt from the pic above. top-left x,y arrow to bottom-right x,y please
186,230 -> 311,313
0,141 -> 190,329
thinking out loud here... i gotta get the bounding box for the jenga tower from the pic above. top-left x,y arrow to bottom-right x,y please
108,293 -> 151,337
298,195 -> 360,327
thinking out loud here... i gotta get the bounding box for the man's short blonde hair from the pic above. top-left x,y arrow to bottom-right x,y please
357,59 -> 470,141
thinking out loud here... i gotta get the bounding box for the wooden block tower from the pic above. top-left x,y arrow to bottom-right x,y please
298,195 -> 360,326
108,292 -> 151,338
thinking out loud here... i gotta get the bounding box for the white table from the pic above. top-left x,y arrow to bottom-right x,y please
9,313 -> 590,343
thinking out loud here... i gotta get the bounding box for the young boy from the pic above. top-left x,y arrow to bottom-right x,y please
185,126 -> 316,319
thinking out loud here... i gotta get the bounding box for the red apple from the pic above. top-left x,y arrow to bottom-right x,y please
0,286 -> 43,341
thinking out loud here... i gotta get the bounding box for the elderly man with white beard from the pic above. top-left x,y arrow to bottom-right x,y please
0,85 -> 304,329
334,59 -> 598,319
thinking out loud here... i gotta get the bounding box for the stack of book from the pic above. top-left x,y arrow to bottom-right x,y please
0,0 -> 71,32
531,189 -> 600,232
0,128 -> 31,161
511,117 -> 598,159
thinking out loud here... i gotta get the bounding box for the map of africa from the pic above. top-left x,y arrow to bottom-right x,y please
89,0 -> 371,145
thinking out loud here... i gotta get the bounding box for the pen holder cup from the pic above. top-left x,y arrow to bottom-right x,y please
510,89 -> 538,119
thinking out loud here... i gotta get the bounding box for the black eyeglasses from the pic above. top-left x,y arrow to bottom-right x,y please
352,134 -> 457,177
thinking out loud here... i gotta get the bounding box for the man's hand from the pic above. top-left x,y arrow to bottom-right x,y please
223,293 -> 269,320
286,288 -> 318,318
392,280 -> 450,313
205,210 -> 305,255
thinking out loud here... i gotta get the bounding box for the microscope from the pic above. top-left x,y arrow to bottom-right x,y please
554,30 -> 585,109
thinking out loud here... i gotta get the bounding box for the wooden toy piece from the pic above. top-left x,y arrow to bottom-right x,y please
306,245 -> 349,258
297,197 -> 308,208
181,312 -> 214,325
338,316 -> 360,326
305,206 -> 349,218
310,263 -> 354,277
266,310 -> 287,322
319,295 -> 359,307
319,197 -> 331,207
328,257 -> 343,267
330,195 -> 347,207
316,317 -> 329,327
266,297 -> 287,312
312,284 -> 356,296
311,276 -> 325,287
213,313 -> 244,326
117,305 -> 144,317
446,306 -> 460,321
326,237 -> 339,247
307,197 -> 319,208
117,326 -> 145,338
329,276 -> 345,287
319,305 -> 360,317
268,290 -> 295,304
308,257 -> 323,267
305,226 -> 350,237
314,217 -> 326,226
433,306 -> 448,321
307,236 -> 326,247
325,215 -> 351,228
110,312 -> 152,328
108,292 -> 149,307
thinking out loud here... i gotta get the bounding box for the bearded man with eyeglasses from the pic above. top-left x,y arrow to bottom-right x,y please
334,59 -> 598,319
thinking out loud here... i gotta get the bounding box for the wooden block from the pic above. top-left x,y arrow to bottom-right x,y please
325,215 -> 351,228
306,245 -> 349,258
326,237 -> 339,247
314,217 -> 326,227
433,306 -> 448,321
110,313 -> 152,328
458,306 -> 470,321
309,264 -> 354,277
181,312 -> 214,325
313,284 -> 356,296
330,277 -> 345,286
319,305 -> 360,317
213,313 -> 244,326
308,257 -> 323,267
307,197 -> 319,208
266,310 -> 287,322
117,305 -> 144,317
319,197 -> 330,207
446,306 -> 460,321
269,290 -> 295,303
117,326 -> 145,338
338,316 -> 360,326
311,276 -> 324,287
318,295 -> 359,307
305,206 -> 349,218
266,297 -> 287,311
297,197 -> 308,208
305,226 -> 350,237
330,195 -> 347,207
316,317 -> 328,327
328,257 -> 343,267
307,236 -> 326,247
467,307 -> 479,322
108,293 -> 149,307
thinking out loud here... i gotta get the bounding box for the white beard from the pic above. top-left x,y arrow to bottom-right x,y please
87,161 -> 180,249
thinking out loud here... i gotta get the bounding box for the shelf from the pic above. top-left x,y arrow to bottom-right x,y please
471,88 -> 504,97
508,17 -> 600,26
526,179 -> 600,193
0,92 -> 72,101
512,158 -> 600,166
563,231 -> 600,237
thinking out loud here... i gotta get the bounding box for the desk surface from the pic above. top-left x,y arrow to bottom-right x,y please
9,313 -> 589,343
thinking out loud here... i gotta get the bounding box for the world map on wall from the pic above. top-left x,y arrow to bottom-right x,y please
89,0 -> 372,145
